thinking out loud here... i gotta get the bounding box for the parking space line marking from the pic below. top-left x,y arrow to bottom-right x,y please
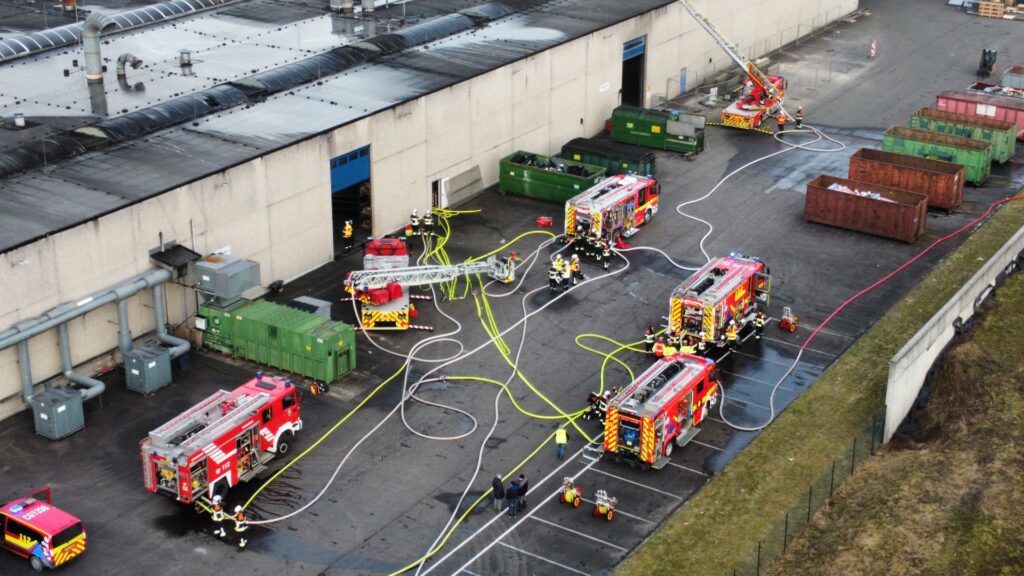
499,542 -> 592,576
761,335 -> 837,357
580,497 -> 655,524
459,570 -> 483,576
666,461 -> 708,476
692,439 -> 724,452
529,516 -> 629,553
731,349 -> 797,367
721,369 -> 798,393
588,468 -> 683,500
724,395 -> 771,412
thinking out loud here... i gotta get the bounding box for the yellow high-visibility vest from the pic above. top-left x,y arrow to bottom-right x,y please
555,428 -> 568,445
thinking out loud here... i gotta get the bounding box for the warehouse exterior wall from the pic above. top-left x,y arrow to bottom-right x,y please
0,136 -> 332,421
0,0 -> 855,422
359,0 -> 859,237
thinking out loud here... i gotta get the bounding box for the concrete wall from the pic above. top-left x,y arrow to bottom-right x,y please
0,0 -> 856,422
884,226 -> 1024,442
0,136 -> 332,421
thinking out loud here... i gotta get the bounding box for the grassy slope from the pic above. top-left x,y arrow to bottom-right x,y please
615,195 -> 1024,576
767,271 -> 1024,576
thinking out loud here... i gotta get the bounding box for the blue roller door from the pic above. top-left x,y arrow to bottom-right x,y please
330,146 -> 370,193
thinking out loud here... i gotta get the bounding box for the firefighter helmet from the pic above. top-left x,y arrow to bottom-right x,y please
730,320 -> 736,326
213,495 -> 222,504
412,209 -> 418,216
234,506 -> 243,514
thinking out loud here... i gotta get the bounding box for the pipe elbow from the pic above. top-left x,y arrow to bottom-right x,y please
83,13 -> 116,36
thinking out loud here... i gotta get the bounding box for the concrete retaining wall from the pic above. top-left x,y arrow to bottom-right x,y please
884,224 -> 1024,442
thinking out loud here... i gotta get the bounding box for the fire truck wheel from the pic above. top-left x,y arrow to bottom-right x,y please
663,442 -> 674,458
644,209 -> 652,225
708,389 -> 719,408
30,556 -> 44,572
277,440 -> 289,455
640,461 -> 651,472
606,510 -> 614,522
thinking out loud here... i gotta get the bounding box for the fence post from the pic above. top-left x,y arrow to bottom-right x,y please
783,511 -> 789,550
756,541 -> 762,576
851,437 -> 858,475
806,485 -> 813,523
829,460 -> 836,497
870,415 -> 877,455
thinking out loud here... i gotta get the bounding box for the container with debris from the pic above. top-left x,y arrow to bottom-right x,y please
805,175 -> 928,243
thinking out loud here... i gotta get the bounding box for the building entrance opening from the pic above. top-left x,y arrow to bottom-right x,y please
622,36 -> 646,107
330,145 -> 371,257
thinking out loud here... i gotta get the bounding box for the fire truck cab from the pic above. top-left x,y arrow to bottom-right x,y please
141,373 -> 302,504
1,488 -> 86,571
669,254 -> 770,349
565,175 -> 659,245
603,354 -> 720,470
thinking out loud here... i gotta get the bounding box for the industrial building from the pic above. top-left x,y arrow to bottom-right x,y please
0,0 -> 856,422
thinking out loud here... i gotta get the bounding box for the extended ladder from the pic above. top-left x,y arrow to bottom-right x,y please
346,255 -> 515,290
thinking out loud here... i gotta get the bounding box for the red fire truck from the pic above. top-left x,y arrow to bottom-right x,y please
564,175 -> 659,245
668,254 -> 770,348
603,354 -> 720,469
140,373 -> 302,504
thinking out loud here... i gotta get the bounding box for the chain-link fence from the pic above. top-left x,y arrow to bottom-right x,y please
729,408 -> 886,576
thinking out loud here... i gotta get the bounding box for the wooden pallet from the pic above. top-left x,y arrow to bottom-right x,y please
979,1 -> 1005,17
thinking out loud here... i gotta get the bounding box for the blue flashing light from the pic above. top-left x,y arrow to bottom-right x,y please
10,503 -> 24,514
256,371 -> 263,381
284,379 -> 292,388
729,251 -> 737,258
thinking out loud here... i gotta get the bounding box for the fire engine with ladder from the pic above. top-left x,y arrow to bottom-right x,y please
140,373 -> 302,504
564,174 -> 660,246
344,253 -> 517,330
680,0 -> 786,130
603,353 -> 720,470
668,254 -> 771,348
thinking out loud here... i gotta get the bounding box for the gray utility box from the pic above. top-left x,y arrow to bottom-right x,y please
190,255 -> 260,307
31,387 -> 85,440
125,344 -> 172,394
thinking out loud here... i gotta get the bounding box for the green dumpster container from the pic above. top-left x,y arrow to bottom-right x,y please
498,151 -> 606,203
610,106 -> 706,154
198,300 -> 356,383
882,126 -> 991,186
559,137 -> 656,177
910,107 -> 1016,164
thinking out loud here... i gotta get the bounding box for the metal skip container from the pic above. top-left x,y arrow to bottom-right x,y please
882,126 -> 991,186
805,175 -> 928,243
498,151 -> 606,204
910,107 -> 1017,164
559,137 -> 657,177
935,90 -> 1024,140
848,148 -> 965,211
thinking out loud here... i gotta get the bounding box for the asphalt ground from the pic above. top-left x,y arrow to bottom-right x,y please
2,1 -> 1024,575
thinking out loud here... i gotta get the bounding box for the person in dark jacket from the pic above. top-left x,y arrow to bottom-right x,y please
492,474 -> 505,512
517,474 -> 529,510
506,480 -> 520,517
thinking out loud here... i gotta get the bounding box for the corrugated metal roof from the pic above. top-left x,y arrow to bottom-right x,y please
0,0 -> 674,253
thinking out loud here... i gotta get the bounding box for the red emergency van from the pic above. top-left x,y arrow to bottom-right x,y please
1,488 -> 86,571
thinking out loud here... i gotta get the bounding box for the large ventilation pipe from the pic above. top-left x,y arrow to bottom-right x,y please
17,340 -> 33,403
116,299 -> 133,355
83,13 -> 116,83
58,323 -> 105,401
116,53 -> 143,78
152,283 -> 190,359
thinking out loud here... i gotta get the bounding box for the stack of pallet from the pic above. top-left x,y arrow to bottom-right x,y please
979,1 -> 1005,18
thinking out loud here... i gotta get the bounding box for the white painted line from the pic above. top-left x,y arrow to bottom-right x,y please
499,542 -> 592,575
429,440 -> 603,576
761,335 -> 837,357
723,395 -> 771,412
529,516 -> 629,553
731,349 -> 795,367
666,461 -> 708,476
588,468 -> 683,500
580,497 -> 655,524
692,439 -> 724,452
459,570 -> 483,576
721,369 -> 792,390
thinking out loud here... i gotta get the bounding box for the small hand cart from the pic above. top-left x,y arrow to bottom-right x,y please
559,477 -> 583,508
778,306 -> 798,333
592,489 -> 617,521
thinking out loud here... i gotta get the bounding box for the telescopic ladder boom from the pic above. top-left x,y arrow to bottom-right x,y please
346,255 -> 515,290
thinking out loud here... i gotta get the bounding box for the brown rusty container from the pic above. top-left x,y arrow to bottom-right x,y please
805,175 -> 928,243
848,148 -> 964,211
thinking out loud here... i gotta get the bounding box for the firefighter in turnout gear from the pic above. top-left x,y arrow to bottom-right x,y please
410,209 -> 420,234
574,225 -> 585,254
422,211 -> 434,236
561,260 -> 572,291
342,220 -> 354,253
726,320 -> 739,348
644,327 -> 655,356
548,265 -> 560,292
680,337 -> 697,355
795,107 -> 804,129
233,506 -> 249,549
211,495 -> 227,538
667,331 -> 681,349
698,332 -> 708,354
601,240 -> 612,270
570,254 -> 583,284
653,336 -> 665,358
753,311 -> 767,339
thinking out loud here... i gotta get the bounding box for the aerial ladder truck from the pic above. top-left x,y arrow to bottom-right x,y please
344,255 -> 516,330
679,0 -> 786,130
